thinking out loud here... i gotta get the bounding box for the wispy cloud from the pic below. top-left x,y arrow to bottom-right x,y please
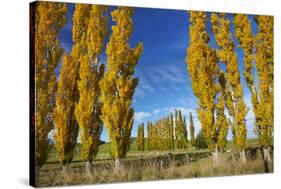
163,106 -> 196,116
135,89 -> 146,98
136,106 -> 196,121
135,64 -> 188,98
152,109 -> 161,115
140,65 -> 186,84
135,81 -> 155,98
61,42 -> 72,53
134,111 -> 151,123
177,97 -> 196,107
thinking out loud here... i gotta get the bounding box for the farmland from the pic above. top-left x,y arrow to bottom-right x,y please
37,138 -> 273,187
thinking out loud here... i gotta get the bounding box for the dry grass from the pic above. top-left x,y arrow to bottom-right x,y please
160,153 -> 271,180
37,151 -> 273,187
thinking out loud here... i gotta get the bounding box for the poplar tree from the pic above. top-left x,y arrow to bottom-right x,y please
163,118 -> 167,150
149,122 -> 154,150
53,55 -> 79,174
169,113 -> 175,149
137,123 -> 145,151
175,110 -> 179,149
234,14 -> 273,167
151,122 -> 157,150
211,13 -> 247,163
147,122 -> 151,150
34,2 -> 67,172
215,95 -> 229,151
189,112 -> 195,146
183,116 -> 188,148
254,15 -> 274,168
73,4 -> 108,176
175,110 -> 188,149
100,7 -> 143,170
156,120 -> 162,150
186,11 -> 220,164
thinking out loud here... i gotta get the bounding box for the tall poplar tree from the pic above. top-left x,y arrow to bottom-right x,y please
254,15 -> 274,169
215,95 -> 229,151
186,11 -> 220,164
183,116 -> 188,148
73,4 -> 108,176
151,122 -> 157,150
53,55 -> 79,174
189,112 -> 195,146
175,110 -> 188,149
137,123 -> 145,151
234,14 -> 273,167
169,112 -> 175,149
34,2 -> 67,172
211,13 -> 247,163
100,7 -> 143,169
147,122 -> 151,150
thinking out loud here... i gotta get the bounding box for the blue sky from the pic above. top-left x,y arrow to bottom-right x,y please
57,3 -> 259,142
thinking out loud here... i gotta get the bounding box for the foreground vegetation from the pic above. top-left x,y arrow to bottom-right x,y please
38,141 -> 273,187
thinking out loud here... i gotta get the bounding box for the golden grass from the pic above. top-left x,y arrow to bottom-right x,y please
37,151 -> 273,187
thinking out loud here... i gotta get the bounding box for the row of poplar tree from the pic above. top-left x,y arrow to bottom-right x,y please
186,12 -> 273,168
137,110 -> 196,151
34,2 -> 143,177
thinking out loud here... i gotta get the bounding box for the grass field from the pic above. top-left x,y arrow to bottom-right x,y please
45,138 -> 260,164
36,137 -> 273,187
42,137 -> 261,170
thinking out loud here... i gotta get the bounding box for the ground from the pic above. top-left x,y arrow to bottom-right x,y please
37,138 -> 273,187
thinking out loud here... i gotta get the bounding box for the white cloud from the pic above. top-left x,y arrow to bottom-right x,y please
134,111 -> 151,123
135,64 -> 188,98
135,88 -> 146,98
149,106 -> 198,119
164,106 -> 196,116
142,65 -> 186,84
135,77 -> 155,98
152,109 -> 161,115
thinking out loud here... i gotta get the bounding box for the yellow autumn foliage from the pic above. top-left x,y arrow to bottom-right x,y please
73,4 -> 108,163
53,55 -> 79,165
175,110 -> 188,149
234,14 -> 273,149
100,7 -> 143,159
186,11 -> 218,151
211,13 -> 247,152
254,15 -> 273,148
137,123 -> 145,151
189,112 -> 195,146
35,1 -> 67,168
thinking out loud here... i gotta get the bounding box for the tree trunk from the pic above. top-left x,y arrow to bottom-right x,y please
114,158 -> 124,173
263,147 -> 272,162
62,164 -> 70,177
85,161 -> 93,177
35,165 -> 40,186
240,149 -> 247,165
261,147 -> 272,173
212,145 -> 219,166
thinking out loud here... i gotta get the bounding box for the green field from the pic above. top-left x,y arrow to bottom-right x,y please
40,138 -> 266,173
46,137 -> 260,164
